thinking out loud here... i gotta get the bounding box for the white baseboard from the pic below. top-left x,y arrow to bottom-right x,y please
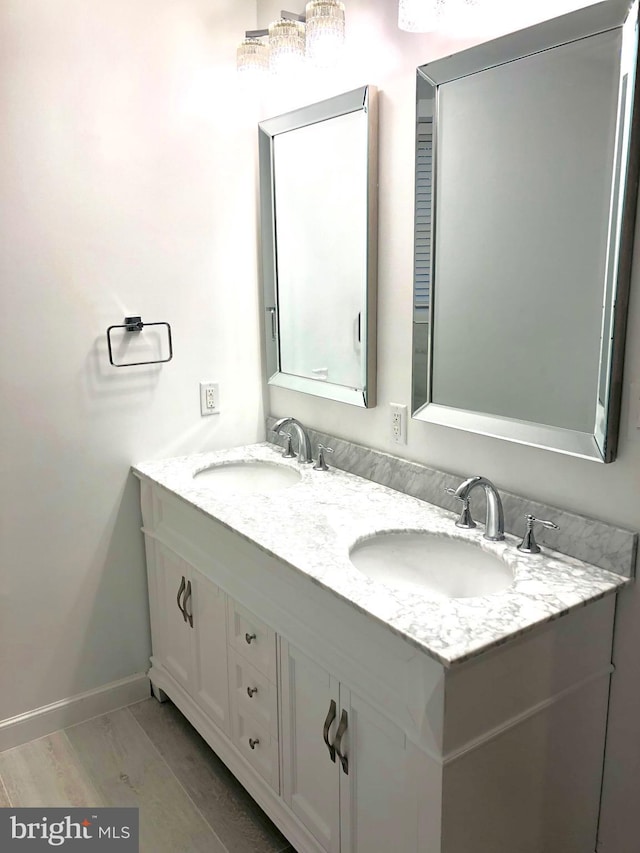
0,673 -> 150,752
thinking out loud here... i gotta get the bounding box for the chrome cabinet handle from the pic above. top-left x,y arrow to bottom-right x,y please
184,580 -> 193,628
247,686 -> 258,698
249,737 -> 260,750
245,632 -> 257,645
176,576 -> 187,622
267,306 -> 276,341
322,699 -> 337,763
334,709 -> 349,775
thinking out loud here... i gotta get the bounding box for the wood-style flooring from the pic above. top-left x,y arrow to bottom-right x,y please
0,698 -> 295,853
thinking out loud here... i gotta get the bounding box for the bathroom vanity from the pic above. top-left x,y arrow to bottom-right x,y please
133,444 -> 627,853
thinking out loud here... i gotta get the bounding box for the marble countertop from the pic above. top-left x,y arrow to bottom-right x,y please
133,443 -> 629,667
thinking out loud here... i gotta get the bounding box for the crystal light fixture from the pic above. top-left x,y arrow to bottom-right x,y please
398,0 -> 447,32
237,6 -> 348,80
305,0 -> 346,67
236,37 -> 269,77
269,17 -> 306,75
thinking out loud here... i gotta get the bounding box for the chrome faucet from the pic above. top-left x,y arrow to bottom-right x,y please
272,417 -> 313,464
453,475 -> 505,541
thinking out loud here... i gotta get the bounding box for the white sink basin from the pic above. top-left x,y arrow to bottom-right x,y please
193,460 -> 301,494
349,531 -> 514,599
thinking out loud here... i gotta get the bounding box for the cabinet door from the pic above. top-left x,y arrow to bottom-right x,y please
339,687 -> 419,853
155,544 -> 192,692
281,641 -> 341,853
190,568 -> 230,735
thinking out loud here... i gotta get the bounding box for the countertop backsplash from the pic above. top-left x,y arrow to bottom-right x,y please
266,417 -> 637,579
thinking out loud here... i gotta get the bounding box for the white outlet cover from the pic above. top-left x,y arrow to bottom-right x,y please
390,403 -> 408,444
200,381 -> 220,416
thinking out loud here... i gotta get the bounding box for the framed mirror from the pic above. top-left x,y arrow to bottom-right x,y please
411,0 -> 640,462
259,86 -> 378,407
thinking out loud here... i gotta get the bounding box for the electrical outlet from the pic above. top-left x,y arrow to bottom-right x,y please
200,382 -> 220,416
390,403 -> 407,444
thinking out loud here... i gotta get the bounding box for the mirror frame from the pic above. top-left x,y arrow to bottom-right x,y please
411,0 -> 640,462
259,86 -> 378,408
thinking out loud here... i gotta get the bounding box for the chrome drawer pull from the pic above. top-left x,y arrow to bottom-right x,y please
249,737 -> 260,750
245,632 -> 257,644
334,709 -> 349,775
176,576 -> 187,622
322,699 -> 337,763
247,686 -> 258,698
184,580 -> 193,628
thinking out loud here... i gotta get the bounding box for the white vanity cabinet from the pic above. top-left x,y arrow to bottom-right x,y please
226,600 -> 280,792
145,538 -> 230,736
280,643 -> 341,851
137,475 -> 618,853
280,640 -> 420,853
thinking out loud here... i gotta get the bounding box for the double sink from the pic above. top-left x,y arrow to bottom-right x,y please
136,441 -> 627,666
193,457 -> 514,601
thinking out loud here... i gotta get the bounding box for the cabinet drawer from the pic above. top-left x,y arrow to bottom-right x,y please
232,708 -> 280,793
227,600 -> 277,681
229,649 -> 278,738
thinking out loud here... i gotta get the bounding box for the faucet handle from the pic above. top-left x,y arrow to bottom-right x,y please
313,444 -> 333,472
277,430 -> 296,459
444,487 -> 476,529
517,514 -> 559,554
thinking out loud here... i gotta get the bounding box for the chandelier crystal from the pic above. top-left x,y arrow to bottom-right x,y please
305,1 -> 346,67
236,37 -> 269,77
269,18 -> 306,75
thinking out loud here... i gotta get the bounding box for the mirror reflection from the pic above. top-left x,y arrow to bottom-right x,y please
259,86 -> 378,407
412,0 -> 640,462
